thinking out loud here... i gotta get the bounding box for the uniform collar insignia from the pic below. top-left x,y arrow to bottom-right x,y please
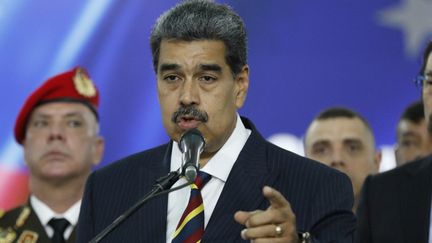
15,207 -> 30,228
0,226 -> 17,243
17,230 -> 38,243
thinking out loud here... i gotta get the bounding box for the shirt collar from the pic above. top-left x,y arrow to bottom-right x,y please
171,114 -> 251,182
30,195 -> 81,227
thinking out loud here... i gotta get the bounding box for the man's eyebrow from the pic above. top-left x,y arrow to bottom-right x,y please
199,64 -> 222,73
343,138 -> 363,145
159,63 -> 181,73
64,112 -> 84,118
400,131 -> 420,138
312,140 -> 330,147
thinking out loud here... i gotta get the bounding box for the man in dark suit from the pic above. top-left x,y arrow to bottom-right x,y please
0,67 -> 104,243
355,41 -> 432,243
77,1 -> 356,242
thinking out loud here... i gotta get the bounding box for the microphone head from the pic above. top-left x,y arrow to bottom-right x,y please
179,128 -> 205,153
179,128 -> 205,182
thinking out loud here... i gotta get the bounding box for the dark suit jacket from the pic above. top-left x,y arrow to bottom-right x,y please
77,117 -> 356,242
0,202 -> 76,243
355,155 -> 432,243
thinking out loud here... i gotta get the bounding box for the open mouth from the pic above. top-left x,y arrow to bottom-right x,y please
177,116 -> 201,130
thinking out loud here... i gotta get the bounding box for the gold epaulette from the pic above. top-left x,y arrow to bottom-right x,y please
17,230 -> 38,243
0,208 -> 15,243
0,226 -> 17,243
0,206 -> 38,243
15,207 -> 30,228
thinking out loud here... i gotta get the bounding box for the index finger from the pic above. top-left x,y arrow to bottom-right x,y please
263,186 -> 290,208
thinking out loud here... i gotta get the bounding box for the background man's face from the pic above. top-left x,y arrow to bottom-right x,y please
156,39 -> 248,161
305,117 -> 380,200
23,102 -> 104,182
423,53 -> 432,134
396,119 -> 432,165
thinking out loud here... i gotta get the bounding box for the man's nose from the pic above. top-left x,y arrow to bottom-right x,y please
330,150 -> 346,169
48,123 -> 65,142
179,79 -> 200,106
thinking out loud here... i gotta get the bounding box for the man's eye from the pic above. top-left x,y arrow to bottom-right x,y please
67,120 -> 83,127
163,75 -> 181,83
313,146 -> 328,156
199,75 -> 216,83
32,120 -> 48,128
400,139 -> 418,148
345,143 -> 363,154
348,144 -> 360,152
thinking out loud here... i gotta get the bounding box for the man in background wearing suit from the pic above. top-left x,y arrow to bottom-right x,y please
356,41 -> 432,243
0,67 -> 104,243
395,100 -> 432,166
304,107 -> 381,212
77,1 -> 356,242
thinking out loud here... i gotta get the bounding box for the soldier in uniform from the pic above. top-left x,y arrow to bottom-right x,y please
0,67 -> 104,243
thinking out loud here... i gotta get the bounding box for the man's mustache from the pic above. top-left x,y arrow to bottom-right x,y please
171,106 -> 209,123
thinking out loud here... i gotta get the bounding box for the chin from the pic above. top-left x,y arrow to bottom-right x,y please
41,166 -> 71,176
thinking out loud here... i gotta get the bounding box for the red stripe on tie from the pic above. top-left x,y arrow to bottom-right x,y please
177,196 -> 203,225
184,228 -> 204,243
172,171 -> 212,243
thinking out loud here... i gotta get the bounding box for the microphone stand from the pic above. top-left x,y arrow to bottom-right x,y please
89,170 -> 182,243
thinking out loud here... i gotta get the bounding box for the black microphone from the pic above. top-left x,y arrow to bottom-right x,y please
179,128 -> 205,182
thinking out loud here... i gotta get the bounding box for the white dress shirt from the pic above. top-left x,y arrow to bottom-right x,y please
166,114 -> 251,242
30,195 -> 81,240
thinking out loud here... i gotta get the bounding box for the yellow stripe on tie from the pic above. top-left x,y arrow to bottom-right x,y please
172,204 -> 204,238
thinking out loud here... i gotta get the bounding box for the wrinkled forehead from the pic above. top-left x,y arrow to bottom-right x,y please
28,101 -> 97,122
157,40 -> 229,70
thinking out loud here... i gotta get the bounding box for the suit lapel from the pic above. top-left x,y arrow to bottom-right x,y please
203,119 -> 278,241
137,142 -> 172,242
399,158 -> 432,243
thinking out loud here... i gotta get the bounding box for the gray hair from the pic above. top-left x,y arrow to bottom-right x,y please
150,0 -> 247,76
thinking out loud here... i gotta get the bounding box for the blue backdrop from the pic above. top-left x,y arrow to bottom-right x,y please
1,0 -> 431,209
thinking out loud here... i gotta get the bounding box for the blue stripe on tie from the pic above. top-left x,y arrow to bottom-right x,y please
172,213 -> 204,243
172,171 -> 211,243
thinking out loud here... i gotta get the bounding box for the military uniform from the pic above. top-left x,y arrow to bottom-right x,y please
0,67 -> 98,243
0,203 -> 76,243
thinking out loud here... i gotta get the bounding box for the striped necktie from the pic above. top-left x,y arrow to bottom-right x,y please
172,171 -> 212,243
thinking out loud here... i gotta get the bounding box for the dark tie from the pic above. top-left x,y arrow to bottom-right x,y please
48,218 -> 70,243
172,171 -> 212,243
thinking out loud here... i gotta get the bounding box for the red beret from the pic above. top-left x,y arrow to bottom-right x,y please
14,67 -> 99,144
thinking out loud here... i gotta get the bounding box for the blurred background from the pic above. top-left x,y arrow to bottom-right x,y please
1,0 -> 431,210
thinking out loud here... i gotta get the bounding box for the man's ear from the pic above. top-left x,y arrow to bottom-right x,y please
92,136 -> 105,166
374,150 -> 382,173
235,65 -> 249,109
